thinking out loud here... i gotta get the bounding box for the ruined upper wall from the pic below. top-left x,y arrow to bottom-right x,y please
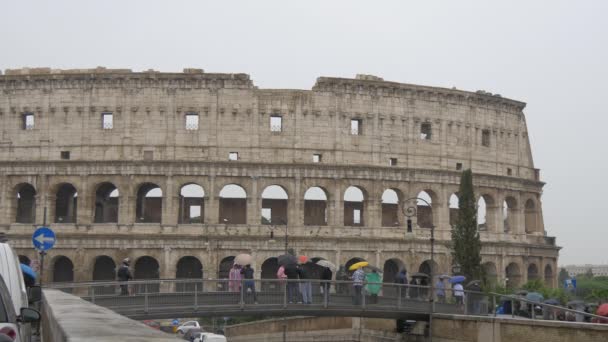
0,68 -> 538,181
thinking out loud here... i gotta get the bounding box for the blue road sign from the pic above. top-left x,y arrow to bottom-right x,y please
32,227 -> 56,251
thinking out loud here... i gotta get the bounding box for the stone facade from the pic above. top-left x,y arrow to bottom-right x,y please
0,68 -> 558,287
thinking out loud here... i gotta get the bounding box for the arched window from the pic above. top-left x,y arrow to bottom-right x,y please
135,183 -> 162,223
506,262 -> 521,289
133,256 -> 160,293
416,191 -> 434,228
304,187 -> 328,226
478,194 -> 495,232
176,256 -> 203,292
55,184 -> 78,223
94,183 -> 119,223
528,264 -> 539,281
525,199 -> 537,233
503,197 -> 517,233
449,193 -> 459,227
15,183 -> 36,223
179,184 -> 205,224
219,184 -> 247,224
344,186 -> 365,226
381,189 -> 400,227
261,185 -> 289,225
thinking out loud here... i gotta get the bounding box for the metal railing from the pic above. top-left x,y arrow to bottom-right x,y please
46,278 -> 607,323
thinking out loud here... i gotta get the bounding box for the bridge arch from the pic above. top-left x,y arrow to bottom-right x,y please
134,256 -> 160,293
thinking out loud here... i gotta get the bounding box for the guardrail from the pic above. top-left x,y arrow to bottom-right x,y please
45,278 -> 607,323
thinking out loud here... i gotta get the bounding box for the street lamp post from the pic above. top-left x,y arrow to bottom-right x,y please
403,197 -> 435,341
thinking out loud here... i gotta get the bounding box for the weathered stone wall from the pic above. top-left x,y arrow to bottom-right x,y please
0,68 -> 557,287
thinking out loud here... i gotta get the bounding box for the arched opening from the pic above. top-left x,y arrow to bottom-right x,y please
133,256 -> 160,293
527,264 -> 539,282
416,191 -> 434,228
261,257 -> 279,291
18,255 -> 31,266
94,183 -> 119,223
505,262 -> 521,289
544,265 -> 554,288
176,256 -> 203,292
15,183 -> 36,223
449,193 -> 459,227
383,258 -> 405,297
418,260 -> 438,277
219,184 -> 247,224
135,183 -> 163,223
53,256 -> 74,284
261,185 -> 289,225
525,199 -> 537,233
344,186 -> 365,226
304,187 -> 328,226
483,262 -> 498,285
179,184 -> 205,224
381,189 -> 400,227
478,194 -> 495,231
218,256 -> 235,291
55,183 -> 78,223
93,256 -> 116,294
503,197 -> 517,233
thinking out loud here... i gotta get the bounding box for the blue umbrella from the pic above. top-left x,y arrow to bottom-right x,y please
20,263 -> 37,281
448,275 -> 466,284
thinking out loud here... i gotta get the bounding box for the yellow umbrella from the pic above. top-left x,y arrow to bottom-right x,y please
349,261 -> 369,271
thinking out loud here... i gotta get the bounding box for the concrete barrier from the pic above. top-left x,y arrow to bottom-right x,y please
40,289 -> 177,342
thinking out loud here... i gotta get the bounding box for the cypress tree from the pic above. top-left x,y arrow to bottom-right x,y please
451,169 -> 482,281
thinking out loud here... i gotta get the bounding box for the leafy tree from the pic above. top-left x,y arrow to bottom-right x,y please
451,169 -> 482,281
558,268 -> 569,285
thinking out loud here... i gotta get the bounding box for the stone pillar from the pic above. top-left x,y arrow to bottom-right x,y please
436,186 -> 450,232
118,177 -> 134,225
246,177 -> 260,225
162,176 -> 177,226
35,176 -> 49,225
0,177 -> 8,226
366,198 -> 380,228
331,181 -> 344,226
290,177 -> 303,226
77,177 -> 91,225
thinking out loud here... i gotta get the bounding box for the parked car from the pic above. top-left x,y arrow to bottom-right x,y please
176,321 -> 201,335
0,274 -> 40,342
194,333 -> 227,342
0,237 -> 41,342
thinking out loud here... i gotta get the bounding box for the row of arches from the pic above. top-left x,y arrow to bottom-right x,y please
29,254 -> 554,291
12,182 -> 541,233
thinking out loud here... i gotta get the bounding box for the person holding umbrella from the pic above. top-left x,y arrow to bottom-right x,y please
350,261 -> 368,305
365,269 -> 382,304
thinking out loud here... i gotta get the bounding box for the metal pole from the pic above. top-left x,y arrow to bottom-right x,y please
429,224 -> 435,342
39,207 -> 48,286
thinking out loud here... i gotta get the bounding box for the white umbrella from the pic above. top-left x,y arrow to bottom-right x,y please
234,253 -> 253,266
315,259 -> 337,272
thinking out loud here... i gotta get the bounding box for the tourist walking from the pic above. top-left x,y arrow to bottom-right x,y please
117,258 -> 132,296
297,264 -> 313,304
365,269 -> 382,304
240,264 -> 258,304
321,266 -> 333,300
453,282 -> 465,309
351,267 -> 365,305
435,277 -> 446,303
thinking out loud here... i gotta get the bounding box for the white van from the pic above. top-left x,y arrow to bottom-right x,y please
194,333 -> 227,342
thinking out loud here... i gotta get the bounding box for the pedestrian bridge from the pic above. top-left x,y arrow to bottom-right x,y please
47,278 -> 460,320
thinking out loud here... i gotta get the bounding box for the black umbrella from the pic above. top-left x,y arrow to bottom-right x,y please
278,254 -> 297,266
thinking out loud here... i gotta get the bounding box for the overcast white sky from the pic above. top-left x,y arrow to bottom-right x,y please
2,0 -> 606,265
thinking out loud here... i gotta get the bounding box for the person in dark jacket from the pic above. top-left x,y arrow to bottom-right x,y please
297,264 -> 312,304
240,264 -> 257,303
117,258 -> 132,295
321,267 -> 333,299
284,263 -> 299,303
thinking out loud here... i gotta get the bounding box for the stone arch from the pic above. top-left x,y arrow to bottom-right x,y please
304,186 -> 328,226
382,258 -> 405,297
219,184 -> 247,224
261,185 -> 289,225
505,262 -> 521,289
176,256 -> 203,292
52,255 -> 74,283
527,263 -> 539,281
94,182 -> 119,223
15,183 -> 36,223
525,198 -> 538,233
54,183 -> 78,223
381,189 -> 401,227
133,256 -> 160,293
218,256 -> 235,291
483,262 -> 498,285
93,255 -> 116,294
418,259 -> 438,277
478,194 -> 495,232
544,264 -> 554,288
448,193 -> 459,227
178,183 -> 205,224
344,186 -> 366,226
135,183 -> 163,223
416,190 -> 436,228
261,257 -> 280,291
503,196 -> 517,233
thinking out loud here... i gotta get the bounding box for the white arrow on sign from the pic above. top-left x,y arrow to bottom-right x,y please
34,233 -> 55,245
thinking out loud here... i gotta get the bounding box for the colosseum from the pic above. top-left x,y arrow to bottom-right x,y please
0,67 -> 558,289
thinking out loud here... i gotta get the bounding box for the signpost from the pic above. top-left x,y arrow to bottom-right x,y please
32,208 -> 56,286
